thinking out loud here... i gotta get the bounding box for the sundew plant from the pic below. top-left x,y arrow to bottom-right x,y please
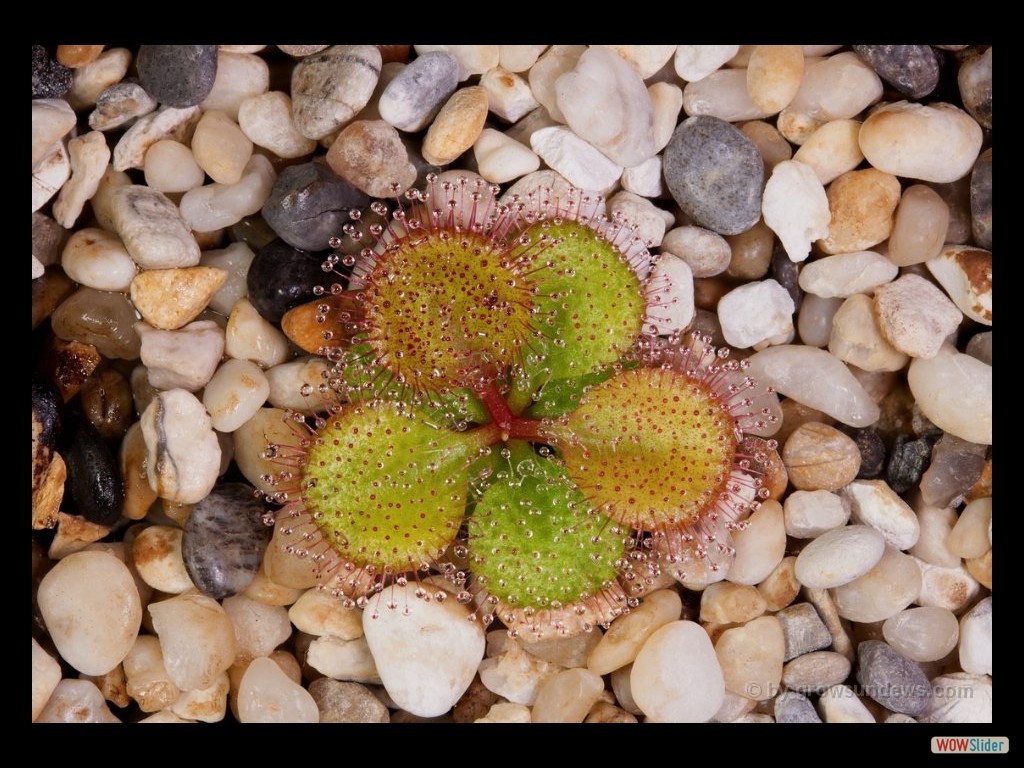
264,174 -> 778,639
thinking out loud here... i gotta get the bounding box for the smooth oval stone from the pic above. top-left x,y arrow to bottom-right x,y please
65,414 -> 123,525
832,546 -> 922,622
37,551 -> 142,676
246,240 -> 327,324
663,116 -> 764,235
631,621 -> 724,723
908,347 -> 992,445
792,119 -> 864,185
291,45 -> 381,140
179,154 -> 277,234
957,47 -> 991,129
883,606 -> 959,662
238,656 -> 319,723
261,162 -> 369,253
51,287 -> 142,360
183,483 -> 270,599
325,119 -> 417,198
795,524 -> 885,588
970,149 -> 992,249
238,91 -> 317,159
888,184 -> 950,266
141,389 -> 222,504
853,45 -> 940,98
856,640 -> 931,716
200,50 -> 270,121
137,45 -> 218,107
108,185 -> 201,269
61,228 -> 137,292
379,52 -> 459,132
203,358 -> 270,433
190,109 -> 253,185
799,251 -> 898,299
150,593 -> 237,691
36,680 -> 120,723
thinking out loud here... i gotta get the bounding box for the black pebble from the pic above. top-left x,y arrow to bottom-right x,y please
247,239 -> 330,323
851,428 -> 886,480
886,433 -> 935,494
32,45 -> 72,99
771,242 -> 803,312
64,414 -> 123,526
853,45 -> 941,99
261,163 -> 369,252
136,45 -> 218,107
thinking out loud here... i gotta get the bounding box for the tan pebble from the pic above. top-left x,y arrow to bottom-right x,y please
817,168 -> 901,254
83,662 -> 130,709
288,587 -> 364,639
828,294 -> 910,373
783,422 -> 861,491
792,119 -> 864,185
914,558 -> 981,613
520,628 -> 602,669
149,593 -> 238,691
474,702 -> 532,723
132,525 -> 193,594
725,219 -> 774,280
422,86 -> 489,166
280,294 -> 351,355
587,589 -> 682,676
52,130 -> 111,228
232,407 -> 296,495
325,119 -> 416,198
802,587 -> 854,661
782,650 -> 851,693
47,511 -> 111,559
887,184 -> 949,266
740,120 -> 792,171
531,668 -> 605,723
66,47 -> 131,111
120,422 -> 158,521
170,673 -> 229,723
32,451 -> 65,530
777,108 -> 825,145
729,499 -> 787,585
715,615 -> 784,701
746,45 -> 804,114
964,548 -> 991,589
242,568 -> 304,606
700,582 -> 767,624
757,556 -> 799,611
190,110 -> 253,185
130,266 -> 228,331
926,244 -> 991,326
57,45 -> 105,68
585,701 -> 638,723
262,523 -> 319,589
831,546 -> 922,623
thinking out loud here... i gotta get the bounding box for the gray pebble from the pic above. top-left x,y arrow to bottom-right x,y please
770,242 -> 803,311
853,45 -> 940,99
291,45 -> 382,140
965,331 -> 992,366
971,149 -> 991,249
776,603 -> 833,661
182,483 -> 271,600
958,47 -> 991,129
261,163 -> 369,252
856,640 -> 932,716
662,116 -> 764,235
136,45 -> 219,108
852,428 -> 886,480
774,691 -> 822,723
32,45 -> 71,99
917,433 -> 986,507
89,82 -> 159,132
309,679 -> 390,723
885,434 -> 935,494
379,52 -> 459,132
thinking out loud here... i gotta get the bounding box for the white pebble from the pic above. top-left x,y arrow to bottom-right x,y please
621,156 -> 664,198
140,388 -> 222,504
225,297 -> 291,368
479,635 -> 561,705
66,48 -> 131,110
32,98 -> 76,167
528,45 -> 586,123
170,673 -> 229,723
819,684 -> 875,723
649,82 -> 683,153
919,673 -> 991,724
784,489 -> 850,538
179,154 -> 276,233
718,279 -> 795,349
947,498 -> 991,559
35,679 -> 120,723
475,702 -> 532,723
265,356 -> 333,414
237,657 -> 319,723
238,91 -> 317,159
644,253 -> 694,335
799,251 -> 899,298
926,244 -> 991,326
883,606 -> 959,662
32,638 -> 62,721
785,52 -> 882,124
480,67 -> 538,123
874,274 -> 963,359
232,408 -> 294,494
200,241 -> 256,316
914,558 -> 981,613
287,588 -> 364,640
499,44 -> 547,73
52,130 -> 111,228
958,597 -> 992,676
112,106 -> 202,172
137,320 -> 225,392
728,500 -> 786,585
132,526 -> 193,593
530,126 -> 623,192
150,593 -> 237,691
362,584 -> 485,718
792,119 -> 864,184
601,45 -> 676,79
588,589 -> 682,676
200,51 -> 269,121
31,142 -> 70,213
202,359 -> 270,433
37,551 -> 142,675
843,480 -> 921,550
744,345 -> 880,428
795,524 -> 885,588
61,228 -> 137,292
631,621 -> 725,723
609,190 -> 669,247
143,139 -> 206,193
907,345 -> 992,445
762,160 -> 831,262
306,635 -> 381,683
473,128 -> 539,184
911,503 -> 961,568
109,184 -> 201,269
832,546 -> 922,622
674,45 -> 740,82
682,68 -> 773,122
123,635 -> 181,712
222,594 -> 293,666
701,582 -> 767,624
531,668 -> 606,723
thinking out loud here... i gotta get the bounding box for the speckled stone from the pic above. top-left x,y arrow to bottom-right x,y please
33,45 -> 72,99
378,52 -> 459,132
89,82 -> 159,132
182,483 -> 271,600
260,162 -> 368,253
291,45 -> 382,140
663,116 -> 764,235
776,603 -> 833,661
970,149 -> 992,249
958,47 -> 991,129
774,691 -> 822,723
853,45 -> 940,99
325,119 -> 417,198
886,434 -> 935,494
309,679 -> 389,723
850,428 -> 886,479
856,640 -> 931,716
137,45 -> 219,107
246,240 -> 328,324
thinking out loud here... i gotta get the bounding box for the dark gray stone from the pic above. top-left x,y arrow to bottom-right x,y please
918,433 -> 987,507
261,162 -> 369,252
856,640 -> 931,716
958,47 -> 991,129
776,603 -> 833,661
663,116 -> 764,236
136,45 -> 218,107
852,428 -> 886,480
247,240 -> 329,323
965,331 -> 992,366
771,243 -> 803,311
774,691 -> 822,723
32,45 -> 71,99
182,483 -> 271,600
886,434 -> 934,494
378,52 -> 459,131
64,414 -> 123,526
309,679 -> 390,723
853,45 -> 940,99
971,148 -> 992,249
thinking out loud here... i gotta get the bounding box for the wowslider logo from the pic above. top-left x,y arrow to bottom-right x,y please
931,737 -> 1009,754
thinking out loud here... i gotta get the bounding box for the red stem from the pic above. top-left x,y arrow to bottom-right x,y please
476,378 -> 546,443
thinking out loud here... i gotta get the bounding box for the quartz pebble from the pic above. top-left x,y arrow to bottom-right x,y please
874,275 -> 963,359
413,44 -> 496,80
307,634 -> 381,682
66,48 -> 132,111
422,86 -> 488,166
59,225 -> 135,291
170,673 -> 229,722
202,359 -> 270,433
663,116 -> 764,235
843,479 -> 920,550
288,588 -> 364,639
32,142 -> 70,213
261,162 -> 368,252
137,320 -> 224,391
926,245 -> 991,326
52,131 -> 110,228
191,110 -> 253,185
124,635 -> 181,712
958,597 -> 991,676
718,279 -> 794,349
480,67 -> 538,124
882,606 -> 959,662
701,582 -> 767,624
327,119 -> 417,198
143,140 -> 206,193
109,185 -> 201,269
531,668 -> 606,723
888,185 -> 950,266
149,594 -> 236,691
715,616 -> 784,701
520,629 -> 602,669
32,638 -> 62,721
378,52 -> 459,131
660,226 -> 731,278
784,52 -> 883,126
684,67 -> 773,123
818,684 -> 875,723
499,45 -> 547,73
200,51 -> 269,120
911,504 -> 961,568
51,287 -> 141,360
363,585 -> 485,717
919,434 -> 987,508
742,120 -> 793,172
474,128 -> 540,184
746,45 -> 804,113
277,45 -> 330,58
141,389 -> 222,504
674,45 -> 740,82
774,691 -> 822,723
587,589 -> 681,676
832,546 -> 922,622
130,267 -> 228,331
475,702 -> 532,724
783,422 -> 861,492
90,81 -> 158,132
38,550 -> 142,675
132,525 -> 192,593
232,408 -> 295,494
853,45 -> 940,98
916,559 -> 981,613
728,499 -> 786,585
242,569 -> 303,607
621,156 -> 663,198
291,45 -> 382,140
238,91 -> 316,159
829,294 -> 909,373
859,102 -> 983,183
200,242 -> 256,316
479,635 -> 561,705
35,679 -> 120,723
32,98 -> 76,167
222,594 -> 292,665
112,105 -> 201,171
182,483 -> 269,599
776,602 -> 833,660
530,126 -> 622,192
56,45 -> 106,69
528,45 -> 586,123
907,346 -> 992,445
947,497 -> 991,559
782,650 -> 850,693
800,251 -> 898,299
919,673 -> 991,724
796,294 -> 842,348
265,356 -> 332,414
631,621 -> 725,722
557,46 -> 656,167
237,657 -> 319,723
791,119 -> 864,185
795,524 -> 885,588
817,168 -> 900,254
225,298 -> 290,368
784,489 -> 850,538
762,160 -> 830,262
310,679 -> 390,723
857,640 -> 931,716
180,154 -> 276,233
